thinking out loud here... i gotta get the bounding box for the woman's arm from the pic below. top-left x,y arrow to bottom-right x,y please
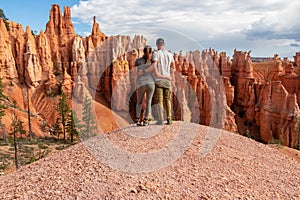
138,61 -> 171,80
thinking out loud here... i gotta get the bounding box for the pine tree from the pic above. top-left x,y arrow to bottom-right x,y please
27,87 -> 33,141
66,111 -> 82,143
0,77 -> 8,141
57,93 -> 71,140
18,120 -> 26,141
0,8 -> 10,31
10,101 -> 26,169
0,9 -> 8,21
81,95 -> 97,139
52,118 -> 62,140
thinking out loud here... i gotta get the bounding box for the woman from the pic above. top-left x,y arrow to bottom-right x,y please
135,45 -> 171,126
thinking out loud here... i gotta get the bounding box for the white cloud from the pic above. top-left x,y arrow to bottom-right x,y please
71,0 -> 261,35
245,1 -> 300,41
71,0 -> 300,58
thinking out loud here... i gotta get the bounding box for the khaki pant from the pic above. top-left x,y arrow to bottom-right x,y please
153,85 -> 172,122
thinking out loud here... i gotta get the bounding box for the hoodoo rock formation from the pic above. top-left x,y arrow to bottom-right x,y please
24,26 -> 42,87
0,4 -> 299,147
231,51 -> 300,147
45,5 -> 75,75
0,19 -> 18,82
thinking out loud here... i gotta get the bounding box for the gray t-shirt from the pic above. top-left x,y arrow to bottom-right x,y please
135,57 -> 155,87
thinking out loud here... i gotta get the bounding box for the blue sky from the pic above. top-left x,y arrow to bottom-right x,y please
1,0 -> 300,59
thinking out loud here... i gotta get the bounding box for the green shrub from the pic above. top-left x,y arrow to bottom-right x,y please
29,157 -> 35,163
55,145 -> 65,150
38,143 -> 48,149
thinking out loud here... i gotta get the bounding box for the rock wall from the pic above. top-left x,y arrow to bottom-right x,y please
231,51 -> 299,147
0,19 -> 18,81
24,26 -> 42,87
171,49 -> 237,132
45,4 -> 75,75
255,81 -> 299,147
37,30 -> 53,78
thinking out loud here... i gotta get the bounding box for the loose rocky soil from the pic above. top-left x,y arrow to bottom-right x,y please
0,122 -> 299,199
0,139 -> 75,175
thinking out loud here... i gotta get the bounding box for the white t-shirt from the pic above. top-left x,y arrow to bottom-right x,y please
152,50 -> 174,81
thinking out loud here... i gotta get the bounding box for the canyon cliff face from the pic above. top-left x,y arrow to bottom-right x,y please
231,51 -> 300,147
0,4 -> 299,147
0,19 -> 18,81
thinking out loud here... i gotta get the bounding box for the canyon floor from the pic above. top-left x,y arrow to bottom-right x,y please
0,121 -> 299,199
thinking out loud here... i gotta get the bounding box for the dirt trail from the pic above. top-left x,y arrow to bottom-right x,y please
0,122 -> 299,199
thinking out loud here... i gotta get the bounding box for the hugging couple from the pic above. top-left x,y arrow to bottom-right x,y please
134,38 -> 175,126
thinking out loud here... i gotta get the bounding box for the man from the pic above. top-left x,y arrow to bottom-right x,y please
140,38 -> 175,125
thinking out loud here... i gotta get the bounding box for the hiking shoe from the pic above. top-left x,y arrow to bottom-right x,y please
136,118 -> 142,126
166,118 -> 172,125
143,118 -> 149,126
155,120 -> 164,125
